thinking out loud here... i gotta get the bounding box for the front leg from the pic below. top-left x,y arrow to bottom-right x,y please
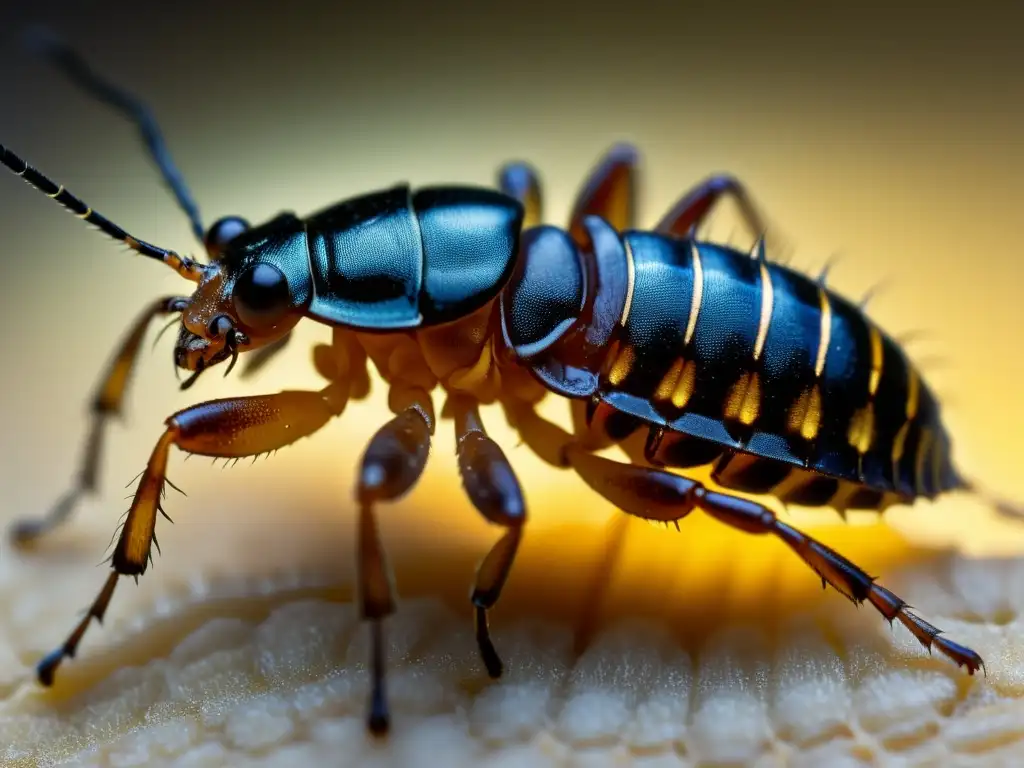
35,383 -> 349,686
11,296 -> 187,547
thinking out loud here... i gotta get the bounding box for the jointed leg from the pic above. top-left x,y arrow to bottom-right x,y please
568,143 -> 639,245
656,174 -> 768,241
500,397 -> 573,469
10,296 -> 187,547
566,447 -> 985,675
449,396 -> 526,677
35,383 -> 349,686
354,387 -> 434,735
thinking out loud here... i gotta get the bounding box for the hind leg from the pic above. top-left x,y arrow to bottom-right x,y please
566,446 -> 985,674
497,142 -> 641,238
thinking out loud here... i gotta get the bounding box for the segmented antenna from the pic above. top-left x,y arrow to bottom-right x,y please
0,143 -> 202,282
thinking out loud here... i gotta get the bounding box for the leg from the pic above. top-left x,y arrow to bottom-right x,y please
355,388 -> 435,735
568,143 -> 639,245
655,174 -> 768,240
28,28 -> 205,242
35,382 -> 350,686
497,162 -> 543,228
10,296 -> 187,547
449,396 -> 526,678
566,446 -> 985,675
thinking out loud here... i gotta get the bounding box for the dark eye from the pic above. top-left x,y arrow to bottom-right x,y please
232,263 -> 291,330
204,216 -> 250,258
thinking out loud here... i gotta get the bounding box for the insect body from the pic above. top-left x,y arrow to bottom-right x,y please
2,35 -> 986,738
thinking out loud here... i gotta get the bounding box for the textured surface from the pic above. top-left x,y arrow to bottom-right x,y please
3,389 -> 1024,767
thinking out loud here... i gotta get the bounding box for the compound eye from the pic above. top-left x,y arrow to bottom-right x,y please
232,263 -> 292,331
204,216 -> 250,258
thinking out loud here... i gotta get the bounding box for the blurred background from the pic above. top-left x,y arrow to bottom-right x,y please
0,0 -> 1023,721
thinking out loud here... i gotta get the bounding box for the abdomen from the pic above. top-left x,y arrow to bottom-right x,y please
596,233 -> 960,509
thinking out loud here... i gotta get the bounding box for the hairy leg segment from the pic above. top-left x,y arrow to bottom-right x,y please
32,329 -> 366,687
35,382 -> 351,686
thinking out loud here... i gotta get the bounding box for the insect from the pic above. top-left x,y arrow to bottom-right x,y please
2,34 -> 996,737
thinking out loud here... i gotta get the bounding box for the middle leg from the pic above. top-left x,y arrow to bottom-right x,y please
353,386 -> 435,735
449,395 -> 526,678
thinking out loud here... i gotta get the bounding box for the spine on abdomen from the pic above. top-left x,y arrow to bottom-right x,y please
596,234 -> 960,498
